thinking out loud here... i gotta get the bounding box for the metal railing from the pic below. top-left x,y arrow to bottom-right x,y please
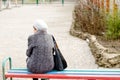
21,0 -> 64,5
0,0 -> 65,11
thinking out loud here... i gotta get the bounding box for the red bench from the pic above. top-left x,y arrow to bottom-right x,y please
2,57 -> 120,80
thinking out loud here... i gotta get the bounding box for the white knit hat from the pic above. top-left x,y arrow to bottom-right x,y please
33,19 -> 48,32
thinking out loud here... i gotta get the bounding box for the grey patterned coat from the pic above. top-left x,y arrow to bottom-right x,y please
26,31 -> 54,73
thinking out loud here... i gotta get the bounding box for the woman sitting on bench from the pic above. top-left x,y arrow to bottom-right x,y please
26,19 -> 54,80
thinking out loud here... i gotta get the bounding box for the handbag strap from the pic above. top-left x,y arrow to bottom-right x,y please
52,35 -> 58,49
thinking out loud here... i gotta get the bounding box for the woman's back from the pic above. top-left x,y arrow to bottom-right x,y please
26,20 -> 54,74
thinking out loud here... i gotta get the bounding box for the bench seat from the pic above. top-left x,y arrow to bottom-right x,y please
4,68 -> 120,80
2,57 -> 120,80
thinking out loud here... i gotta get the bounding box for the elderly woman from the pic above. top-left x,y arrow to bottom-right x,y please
26,19 -> 54,80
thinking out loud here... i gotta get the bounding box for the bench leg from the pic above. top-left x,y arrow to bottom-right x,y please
10,78 -> 12,80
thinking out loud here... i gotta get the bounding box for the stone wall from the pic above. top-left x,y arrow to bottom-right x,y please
70,10 -> 120,68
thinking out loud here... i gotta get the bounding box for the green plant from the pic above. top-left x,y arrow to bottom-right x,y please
106,12 -> 120,39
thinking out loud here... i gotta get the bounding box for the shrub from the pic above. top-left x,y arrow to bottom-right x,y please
106,12 -> 120,39
74,0 -> 106,35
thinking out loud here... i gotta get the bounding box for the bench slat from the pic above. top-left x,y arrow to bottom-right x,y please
5,73 -> 120,80
11,68 -> 120,72
8,69 -> 120,75
5,69 -> 120,80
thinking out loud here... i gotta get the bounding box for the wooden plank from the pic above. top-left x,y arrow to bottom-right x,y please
11,68 -> 120,72
6,69 -> 120,80
8,69 -> 120,75
5,73 -> 120,80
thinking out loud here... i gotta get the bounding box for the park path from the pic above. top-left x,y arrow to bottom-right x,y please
0,1 -> 98,80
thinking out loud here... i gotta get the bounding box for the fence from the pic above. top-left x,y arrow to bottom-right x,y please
0,0 -> 64,10
20,0 -> 64,5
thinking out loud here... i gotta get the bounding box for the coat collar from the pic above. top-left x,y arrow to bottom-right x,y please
35,30 -> 47,35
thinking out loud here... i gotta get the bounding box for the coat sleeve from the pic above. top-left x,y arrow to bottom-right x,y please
26,36 -> 34,57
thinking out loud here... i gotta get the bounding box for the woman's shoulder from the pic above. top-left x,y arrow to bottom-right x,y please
28,34 -> 35,40
46,33 -> 53,37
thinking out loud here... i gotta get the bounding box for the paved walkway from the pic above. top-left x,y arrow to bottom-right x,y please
0,2 -> 98,80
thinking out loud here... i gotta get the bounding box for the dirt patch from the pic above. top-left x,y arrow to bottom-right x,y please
96,36 -> 120,53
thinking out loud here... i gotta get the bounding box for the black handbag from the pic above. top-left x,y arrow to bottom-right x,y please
52,36 -> 67,71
